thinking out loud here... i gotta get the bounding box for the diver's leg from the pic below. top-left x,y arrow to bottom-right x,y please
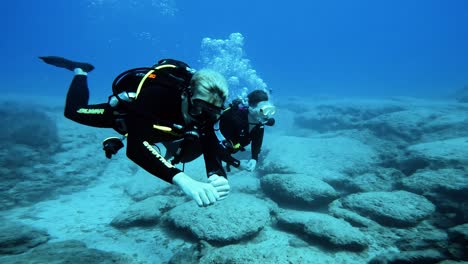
39,55 -> 114,128
64,74 -> 114,128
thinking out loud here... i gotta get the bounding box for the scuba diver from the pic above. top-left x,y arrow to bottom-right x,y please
216,89 -> 276,172
39,56 -> 230,207
163,89 -> 276,172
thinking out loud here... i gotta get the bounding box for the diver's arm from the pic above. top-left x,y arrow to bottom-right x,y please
250,126 -> 264,161
237,127 -> 264,172
201,129 -> 227,178
125,128 -> 182,184
126,135 -> 182,183
126,122 -> 222,206
200,129 -> 230,200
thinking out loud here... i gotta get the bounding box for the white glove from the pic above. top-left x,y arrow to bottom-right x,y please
239,159 -> 257,171
173,172 -> 219,207
208,174 -> 230,200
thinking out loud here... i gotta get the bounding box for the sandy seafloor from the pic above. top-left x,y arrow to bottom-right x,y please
0,94 -> 467,264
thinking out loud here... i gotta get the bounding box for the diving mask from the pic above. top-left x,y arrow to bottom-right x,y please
188,98 -> 224,124
254,101 -> 276,119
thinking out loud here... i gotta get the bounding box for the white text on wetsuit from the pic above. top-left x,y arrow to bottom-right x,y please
143,141 -> 174,168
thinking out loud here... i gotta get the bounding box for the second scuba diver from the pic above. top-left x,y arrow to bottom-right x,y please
217,89 -> 276,172
164,89 -> 276,172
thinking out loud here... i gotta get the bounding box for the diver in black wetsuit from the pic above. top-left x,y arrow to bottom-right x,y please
39,56 -> 230,207
217,90 -> 276,171
163,89 -> 276,172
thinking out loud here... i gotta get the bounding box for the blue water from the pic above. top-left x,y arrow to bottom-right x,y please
3,0 -> 468,99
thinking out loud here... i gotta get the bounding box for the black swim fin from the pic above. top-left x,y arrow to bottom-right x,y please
38,56 -> 95,72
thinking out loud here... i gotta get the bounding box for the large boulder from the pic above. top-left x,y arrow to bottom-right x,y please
260,173 -> 339,208
0,220 -> 49,255
395,225 -> 448,252
447,224 -> 468,260
289,98 -> 405,133
0,103 -> 62,209
369,249 -> 447,264
332,191 -> 436,227
407,137 -> 468,165
258,135 -> 377,177
341,167 -> 404,193
0,102 -> 60,154
400,169 -> 468,197
170,227 -> 362,264
276,210 -> 368,251
0,240 -> 132,264
422,107 -> 468,141
165,193 -> 271,244
110,195 -> 184,228
329,199 -> 379,228
399,163 -> 468,226
364,109 -> 437,142
0,101 -> 113,210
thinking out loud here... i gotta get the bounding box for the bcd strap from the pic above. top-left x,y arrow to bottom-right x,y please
135,64 -> 178,99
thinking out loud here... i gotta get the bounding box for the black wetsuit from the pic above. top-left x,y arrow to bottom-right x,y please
64,72 -> 226,184
219,107 -> 264,161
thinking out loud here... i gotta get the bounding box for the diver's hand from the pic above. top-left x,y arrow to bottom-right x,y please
208,174 -> 230,200
239,159 -> 257,171
173,172 -> 219,207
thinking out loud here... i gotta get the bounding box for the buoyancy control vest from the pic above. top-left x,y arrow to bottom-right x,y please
102,59 -> 195,159
110,59 -> 193,108
108,58 -> 194,135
